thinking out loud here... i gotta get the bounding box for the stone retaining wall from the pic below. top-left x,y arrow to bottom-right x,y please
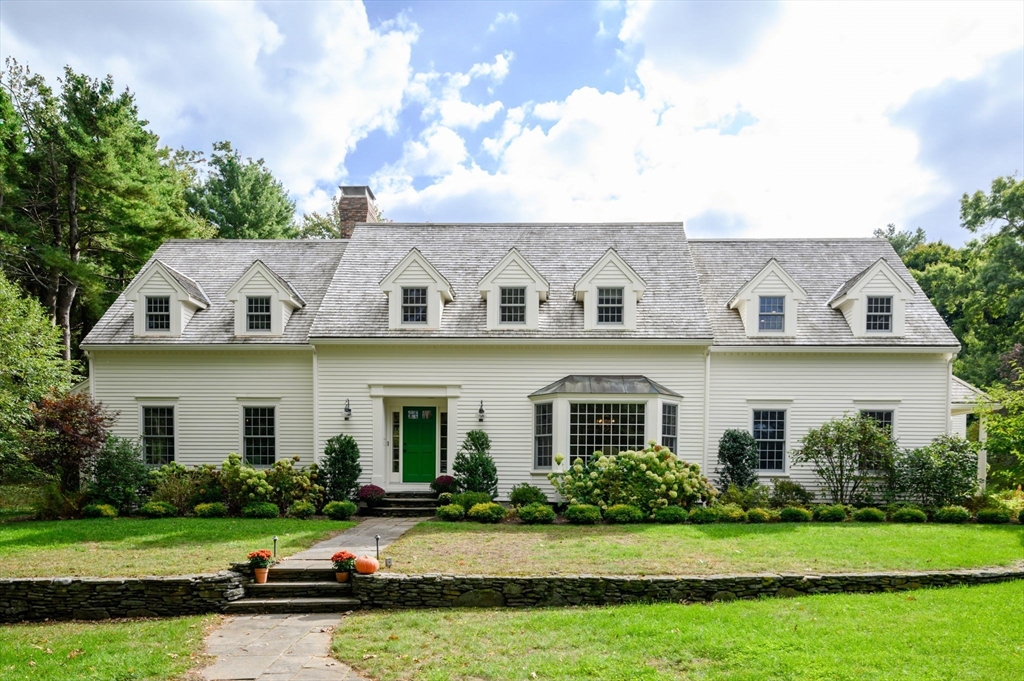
352,566 -> 1024,609
0,571 -> 247,623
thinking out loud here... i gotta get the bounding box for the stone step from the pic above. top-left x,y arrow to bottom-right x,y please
380,491 -> 435,499
267,567 -> 338,582
377,496 -> 437,507
248,581 -> 353,598
225,597 -> 362,614
365,506 -> 437,517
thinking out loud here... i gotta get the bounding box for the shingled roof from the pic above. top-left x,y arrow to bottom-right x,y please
688,238 -> 960,347
83,240 -> 346,346
309,223 -> 713,340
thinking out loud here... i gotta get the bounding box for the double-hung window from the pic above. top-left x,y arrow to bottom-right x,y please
402,287 -> 428,324
758,296 -> 785,332
752,410 -> 786,471
866,296 -> 892,331
246,296 -> 272,331
500,287 -> 526,324
661,403 -> 678,453
533,403 -> 553,469
142,406 -> 175,465
596,287 -> 624,324
569,403 -> 644,464
146,296 -> 171,331
243,406 -> 276,467
859,410 -> 894,470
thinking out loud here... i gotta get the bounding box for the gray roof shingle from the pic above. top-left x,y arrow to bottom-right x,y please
83,240 -> 346,345
688,238 -> 960,347
309,223 -> 713,340
150,260 -> 211,306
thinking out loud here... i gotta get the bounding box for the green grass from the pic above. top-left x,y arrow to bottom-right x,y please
0,615 -> 214,681
333,581 -> 1024,681
385,521 -> 1024,575
0,517 -> 355,577
0,485 -> 41,522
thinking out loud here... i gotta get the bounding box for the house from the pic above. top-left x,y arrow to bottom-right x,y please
81,186 -> 977,499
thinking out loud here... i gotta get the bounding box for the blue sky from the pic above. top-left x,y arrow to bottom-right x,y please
2,1 -> 1021,243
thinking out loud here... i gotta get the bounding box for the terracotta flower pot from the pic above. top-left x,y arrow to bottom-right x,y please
254,567 -> 269,584
335,571 -> 350,583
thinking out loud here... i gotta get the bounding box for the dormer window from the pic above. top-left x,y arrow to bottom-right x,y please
402,287 -> 428,324
758,296 -> 785,332
500,287 -> 526,324
146,296 -> 171,331
866,296 -> 892,332
597,288 -> 624,324
247,296 -> 272,331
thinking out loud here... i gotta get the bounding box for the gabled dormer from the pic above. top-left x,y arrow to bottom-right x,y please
225,260 -> 306,337
380,248 -> 454,330
574,249 -> 646,331
478,248 -> 549,330
727,258 -> 807,337
124,260 -> 210,337
829,258 -> 914,337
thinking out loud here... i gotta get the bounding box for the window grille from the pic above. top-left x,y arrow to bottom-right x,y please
146,296 -> 170,331
859,410 -> 894,470
534,403 -> 553,469
500,287 -> 527,323
402,287 -> 428,323
391,411 -> 400,473
440,412 -> 449,473
243,407 -> 275,467
758,296 -> 785,331
866,296 -> 892,331
247,296 -> 272,331
753,410 -> 786,471
569,403 -> 644,464
661,403 -> 678,453
143,406 -> 174,465
596,287 -> 624,324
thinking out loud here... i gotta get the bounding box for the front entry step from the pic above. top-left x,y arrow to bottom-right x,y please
365,505 -> 436,517
248,581 -> 353,598
379,495 -> 436,507
225,597 -> 361,614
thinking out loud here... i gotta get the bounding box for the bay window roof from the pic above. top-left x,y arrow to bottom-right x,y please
530,375 -> 681,398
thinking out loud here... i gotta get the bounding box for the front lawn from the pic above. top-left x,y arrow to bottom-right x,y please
384,521 -> 1024,575
0,615 -> 214,681
0,485 -> 40,522
0,518 -> 355,578
333,580 -> 1024,681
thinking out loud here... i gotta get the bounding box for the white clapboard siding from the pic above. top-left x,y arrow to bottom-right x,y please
91,349 -> 315,468
706,351 -> 950,492
315,344 -> 707,499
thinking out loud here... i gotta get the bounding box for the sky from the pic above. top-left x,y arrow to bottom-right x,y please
1,1 -> 1022,243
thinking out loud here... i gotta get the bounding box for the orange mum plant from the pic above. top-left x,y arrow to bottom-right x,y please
247,549 -> 275,568
331,551 -> 357,572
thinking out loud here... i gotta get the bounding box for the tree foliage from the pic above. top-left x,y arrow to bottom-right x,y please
23,393 -> 115,494
187,140 -> 296,239
976,376 -> 1024,489
792,414 -> 897,505
0,59 -> 211,360
887,435 -> 978,508
716,429 -> 760,489
321,433 -> 362,502
452,430 -> 498,497
873,223 -> 926,257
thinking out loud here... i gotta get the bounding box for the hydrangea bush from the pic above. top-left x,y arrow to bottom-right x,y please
547,441 -> 717,515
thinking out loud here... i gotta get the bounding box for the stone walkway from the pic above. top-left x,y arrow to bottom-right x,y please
276,516 -> 422,570
201,613 -> 365,681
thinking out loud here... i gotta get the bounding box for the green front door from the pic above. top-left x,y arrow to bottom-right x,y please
402,406 -> 436,483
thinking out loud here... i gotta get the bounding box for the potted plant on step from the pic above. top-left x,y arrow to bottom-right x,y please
247,549 -> 275,584
331,551 -> 357,582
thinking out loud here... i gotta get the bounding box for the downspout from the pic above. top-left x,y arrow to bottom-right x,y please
312,344 -> 319,465
703,346 -> 711,473
945,353 -> 953,434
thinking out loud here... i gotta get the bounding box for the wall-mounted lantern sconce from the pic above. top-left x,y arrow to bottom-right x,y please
478,400 -> 485,421
344,399 -> 352,420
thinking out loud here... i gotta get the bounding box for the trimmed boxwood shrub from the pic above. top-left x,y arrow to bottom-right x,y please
453,491 -> 492,512
565,504 -> 601,525
467,502 -> 507,523
509,483 -> 548,507
892,507 -> 927,523
852,507 -> 886,523
139,501 -> 177,518
717,503 -> 747,523
518,502 -> 555,525
194,502 -> 228,518
323,500 -> 357,520
83,503 -> 117,518
438,492 -> 454,506
288,500 -> 316,519
813,505 -> 848,522
779,506 -> 812,523
746,507 -> 772,524
653,506 -> 689,524
437,503 -> 466,521
242,501 -> 280,519
604,504 -> 645,524
688,506 -> 721,524
976,508 -> 1012,524
933,505 -> 971,524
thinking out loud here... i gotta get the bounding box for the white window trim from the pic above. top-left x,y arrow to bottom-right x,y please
125,260 -> 208,338
749,403 -> 791,476
660,400 -> 680,451
245,295 -> 274,333
400,286 -> 430,325
574,248 -> 647,331
238,400 -> 280,469
226,261 -> 305,338
853,401 -> 900,441
499,286 -> 528,325
728,259 -> 807,338
380,248 -> 454,330
829,258 -> 914,338
864,296 -> 894,334
137,401 -> 178,466
532,401 -> 555,471
478,248 -> 549,330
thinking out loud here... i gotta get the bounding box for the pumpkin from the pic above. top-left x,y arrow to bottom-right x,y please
355,555 -> 379,575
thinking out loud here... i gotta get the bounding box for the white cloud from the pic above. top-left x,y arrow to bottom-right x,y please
488,12 -> 519,33
380,1 -> 1024,237
416,52 -> 513,130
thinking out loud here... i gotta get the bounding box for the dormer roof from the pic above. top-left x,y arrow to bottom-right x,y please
226,259 -> 306,308
478,248 -> 550,301
828,257 -> 914,307
573,248 -> 647,302
379,248 -> 454,302
727,258 -> 807,310
124,259 -> 210,308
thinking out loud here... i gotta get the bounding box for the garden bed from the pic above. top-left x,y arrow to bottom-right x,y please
333,580 -> 1024,681
0,518 -> 355,578
383,521 -> 1024,576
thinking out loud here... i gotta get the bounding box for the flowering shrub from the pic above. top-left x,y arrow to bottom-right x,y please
331,551 -> 356,572
430,475 -> 457,495
548,441 -> 716,516
265,457 -> 323,510
222,453 -> 273,514
358,484 -> 386,506
247,549 -> 275,568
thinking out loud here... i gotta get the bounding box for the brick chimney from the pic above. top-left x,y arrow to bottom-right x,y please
337,186 -> 378,239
